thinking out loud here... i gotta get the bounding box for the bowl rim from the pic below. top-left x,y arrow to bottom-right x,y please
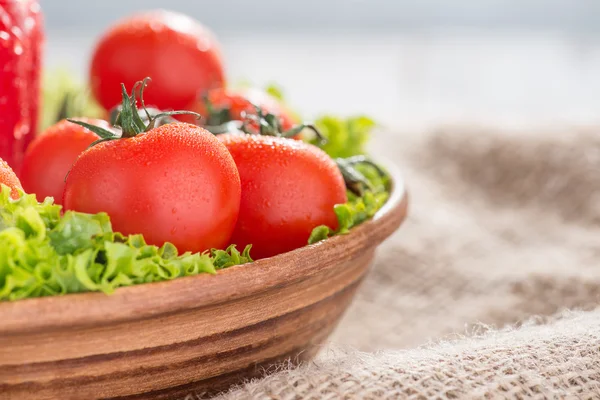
0,161 -> 408,333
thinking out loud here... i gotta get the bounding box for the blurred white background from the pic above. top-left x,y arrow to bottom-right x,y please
43,0 -> 600,130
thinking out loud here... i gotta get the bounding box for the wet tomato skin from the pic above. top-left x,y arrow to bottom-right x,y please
64,123 -> 241,253
20,119 -> 107,204
219,134 -> 347,259
0,157 -> 24,199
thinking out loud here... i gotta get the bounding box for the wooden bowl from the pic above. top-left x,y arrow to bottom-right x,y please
0,166 -> 408,400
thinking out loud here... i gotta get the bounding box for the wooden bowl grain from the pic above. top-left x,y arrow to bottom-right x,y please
0,166 -> 408,400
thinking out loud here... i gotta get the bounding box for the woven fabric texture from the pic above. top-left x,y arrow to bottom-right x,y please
212,127 -> 600,399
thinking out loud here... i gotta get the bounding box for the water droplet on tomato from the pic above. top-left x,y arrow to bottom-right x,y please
10,26 -> 21,39
14,121 -> 29,140
196,37 -> 210,52
0,31 -> 9,46
29,2 -> 41,14
149,21 -> 163,33
170,227 -> 177,235
24,17 -> 35,32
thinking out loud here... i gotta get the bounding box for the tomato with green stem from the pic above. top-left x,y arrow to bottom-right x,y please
203,103 -> 325,148
64,79 -> 241,253
188,88 -> 298,132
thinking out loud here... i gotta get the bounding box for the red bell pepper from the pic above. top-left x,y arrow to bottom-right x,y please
0,0 -> 43,173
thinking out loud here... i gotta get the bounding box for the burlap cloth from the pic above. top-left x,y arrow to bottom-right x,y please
211,127 -> 600,399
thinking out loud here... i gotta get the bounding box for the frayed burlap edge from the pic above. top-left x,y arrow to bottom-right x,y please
207,309 -> 600,399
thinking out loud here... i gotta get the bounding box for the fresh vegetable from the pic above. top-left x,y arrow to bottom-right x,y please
238,105 -> 323,141
0,6 -> 395,302
90,10 -> 225,111
309,160 -> 390,244
63,80 -> 241,253
0,186 -> 252,301
0,158 -> 24,200
249,84 -> 377,156
335,156 -> 388,197
311,115 -> 376,158
108,104 -> 175,128
191,87 -> 298,133
219,134 -> 347,259
205,104 -> 322,146
20,118 -> 110,204
0,0 -> 43,172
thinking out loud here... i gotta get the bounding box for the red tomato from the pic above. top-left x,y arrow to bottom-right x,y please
0,158 -> 23,199
64,123 -> 240,253
219,134 -> 347,259
20,118 -> 108,204
90,10 -> 225,112
188,88 -> 298,132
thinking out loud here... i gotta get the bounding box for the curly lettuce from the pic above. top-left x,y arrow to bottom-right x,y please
308,162 -> 390,244
34,75 -> 390,287
311,115 -> 376,158
0,187 -> 252,301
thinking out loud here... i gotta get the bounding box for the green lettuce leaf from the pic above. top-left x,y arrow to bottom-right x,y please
49,211 -> 112,255
308,163 -> 390,245
260,83 -> 376,158
311,115 -> 376,158
0,186 -> 252,301
37,75 -> 389,278
264,84 -> 285,101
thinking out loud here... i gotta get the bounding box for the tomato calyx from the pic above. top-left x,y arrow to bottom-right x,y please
108,105 -> 175,129
240,105 -> 325,141
205,120 -> 244,135
202,94 -> 234,127
68,78 -> 201,147
335,156 -> 387,196
205,102 -> 327,144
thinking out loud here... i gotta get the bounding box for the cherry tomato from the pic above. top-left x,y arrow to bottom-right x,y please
64,123 -> 241,253
0,158 -> 23,199
188,88 -> 297,132
219,134 -> 347,259
90,10 -> 225,112
20,118 -> 109,204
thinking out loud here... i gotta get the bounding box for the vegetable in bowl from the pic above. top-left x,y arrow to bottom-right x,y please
4,1 -> 392,301
219,133 -> 348,259
0,186 -> 251,301
63,81 -> 243,254
0,72 -> 392,302
0,9 -> 405,398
